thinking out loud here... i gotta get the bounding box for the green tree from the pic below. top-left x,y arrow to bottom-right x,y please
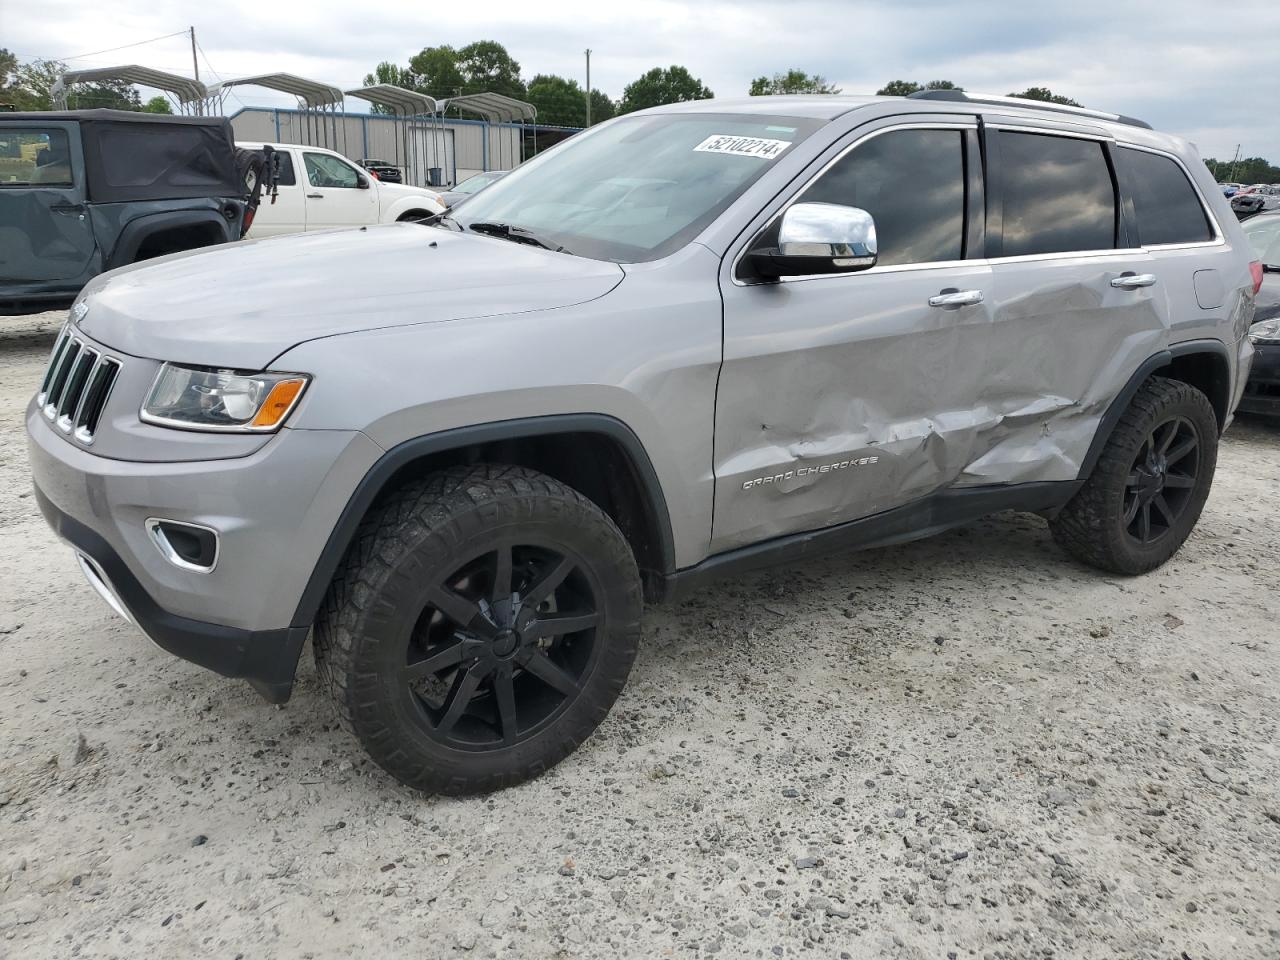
749,69 -> 840,96
407,45 -> 465,99
455,40 -> 525,99
1007,86 -> 1081,107
618,66 -> 712,114
588,88 -> 615,125
876,79 -> 962,97
141,95 -> 173,114
526,73 -> 586,127
1205,156 -> 1280,185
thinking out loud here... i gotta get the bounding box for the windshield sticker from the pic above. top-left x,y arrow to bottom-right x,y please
693,134 -> 792,160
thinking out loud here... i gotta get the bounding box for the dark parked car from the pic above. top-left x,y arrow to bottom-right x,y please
1240,212 -> 1280,416
359,158 -> 402,184
1,110 -> 250,315
439,169 -> 507,207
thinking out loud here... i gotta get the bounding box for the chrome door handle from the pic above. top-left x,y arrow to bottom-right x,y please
928,289 -> 984,308
1110,273 -> 1156,289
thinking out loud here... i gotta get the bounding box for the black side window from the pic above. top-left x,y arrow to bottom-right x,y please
801,128 -> 966,266
997,132 -> 1116,256
1117,147 -> 1211,245
261,150 -> 296,187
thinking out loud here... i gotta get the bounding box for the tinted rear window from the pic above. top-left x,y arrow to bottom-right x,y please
802,128 -> 966,266
998,132 -> 1116,257
1118,147 -> 1212,246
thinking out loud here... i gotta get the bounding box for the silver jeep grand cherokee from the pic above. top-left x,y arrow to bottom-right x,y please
28,91 -> 1260,794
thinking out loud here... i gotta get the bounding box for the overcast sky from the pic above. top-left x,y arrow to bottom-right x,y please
5,0 -> 1278,162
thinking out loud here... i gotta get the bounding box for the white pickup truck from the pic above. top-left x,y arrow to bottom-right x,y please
239,142 -> 446,238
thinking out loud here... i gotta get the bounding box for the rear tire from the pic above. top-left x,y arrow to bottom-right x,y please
1049,377 -> 1218,575
314,464 -> 642,794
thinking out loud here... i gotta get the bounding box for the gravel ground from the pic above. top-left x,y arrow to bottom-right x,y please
2,310 -> 1279,959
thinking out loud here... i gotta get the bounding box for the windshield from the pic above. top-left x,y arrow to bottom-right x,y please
448,113 -> 823,262
457,171 -> 503,194
1245,216 -> 1280,266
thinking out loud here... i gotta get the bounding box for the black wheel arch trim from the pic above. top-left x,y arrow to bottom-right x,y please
1076,339 -> 1232,481
289,414 -> 677,631
107,209 -> 237,270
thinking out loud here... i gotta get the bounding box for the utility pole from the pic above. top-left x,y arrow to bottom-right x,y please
584,49 -> 592,128
190,26 -> 201,115
1228,143 -> 1241,183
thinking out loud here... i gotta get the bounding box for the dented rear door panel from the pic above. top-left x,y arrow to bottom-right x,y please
962,250 -> 1170,485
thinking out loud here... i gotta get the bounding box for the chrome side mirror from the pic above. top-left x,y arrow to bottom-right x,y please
748,202 -> 878,279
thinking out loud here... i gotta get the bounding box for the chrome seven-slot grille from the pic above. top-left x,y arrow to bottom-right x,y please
37,324 -> 121,444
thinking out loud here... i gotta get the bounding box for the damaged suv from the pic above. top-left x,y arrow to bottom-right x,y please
28,91 -> 1259,794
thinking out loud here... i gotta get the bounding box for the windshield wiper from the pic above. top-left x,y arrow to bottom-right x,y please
466,221 -> 571,255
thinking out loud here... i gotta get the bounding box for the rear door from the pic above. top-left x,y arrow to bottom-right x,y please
0,122 -> 98,283
970,120 -> 1171,485
302,151 -> 377,229
713,116 -> 992,552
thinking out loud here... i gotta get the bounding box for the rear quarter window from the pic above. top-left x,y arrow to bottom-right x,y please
1117,147 -> 1212,246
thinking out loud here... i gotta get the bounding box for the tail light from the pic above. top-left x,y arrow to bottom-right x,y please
241,206 -> 256,237
1250,261 -> 1264,296
369,169 -> 380,180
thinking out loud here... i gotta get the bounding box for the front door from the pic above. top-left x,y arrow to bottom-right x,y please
0,122 -> 98,283
713,119 -> 992,552
302,151 -> 377,230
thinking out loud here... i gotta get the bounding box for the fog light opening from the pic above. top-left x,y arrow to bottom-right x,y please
145,518 -> 219,573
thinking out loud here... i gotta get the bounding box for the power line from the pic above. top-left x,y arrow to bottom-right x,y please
35,30 -> 191,64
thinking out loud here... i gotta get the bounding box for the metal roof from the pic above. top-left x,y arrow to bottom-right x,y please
207,73 -> 344,107
344,85 -> 439,116
441,92 -> 537,123
52,65 -> 207,105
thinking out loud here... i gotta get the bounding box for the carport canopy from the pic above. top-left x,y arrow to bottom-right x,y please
345,85 -> 439,116
441,92 -> 537,123
207,73 -> 344,107
52,65 -> 207,108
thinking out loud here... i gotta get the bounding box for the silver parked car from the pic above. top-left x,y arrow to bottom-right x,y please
28,91 -> 1260,794
438,169 -> 507,208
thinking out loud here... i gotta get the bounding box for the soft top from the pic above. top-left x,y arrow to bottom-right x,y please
2,110 -> 242,203
0,109 -> 231,127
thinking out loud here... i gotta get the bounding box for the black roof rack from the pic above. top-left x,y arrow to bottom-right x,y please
906,89 -> 1152,130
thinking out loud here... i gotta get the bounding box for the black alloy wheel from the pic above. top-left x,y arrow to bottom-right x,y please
1121,415 -> 1200,545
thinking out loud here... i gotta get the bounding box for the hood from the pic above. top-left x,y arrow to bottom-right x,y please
76,224 -> 624,369
377,180 -> 443,202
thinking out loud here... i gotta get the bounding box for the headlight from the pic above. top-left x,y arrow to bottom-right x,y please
1249,318 -> 1280,344
141,363 -> 309,432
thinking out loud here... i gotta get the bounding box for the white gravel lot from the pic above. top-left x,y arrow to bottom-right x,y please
2,310 -> 1279,959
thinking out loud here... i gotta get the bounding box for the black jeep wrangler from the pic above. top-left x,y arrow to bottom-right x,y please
1,110 -> 255,316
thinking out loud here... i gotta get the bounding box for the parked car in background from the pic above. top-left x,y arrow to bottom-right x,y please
30,91 -> 1259,794
1231,184 -> 1280,219
1240,211 -> 1280,416
1220,182 -> 1244,197
359,158 -> 402,184
1,110 -> 251,315
239,142 -> 444,237
440,169 -> 508,208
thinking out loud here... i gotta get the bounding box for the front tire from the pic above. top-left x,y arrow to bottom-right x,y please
314,465 -> 642,794
1049,377 -> 1218,575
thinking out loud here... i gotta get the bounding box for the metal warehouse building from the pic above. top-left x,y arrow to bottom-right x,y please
228,106 -> 578,187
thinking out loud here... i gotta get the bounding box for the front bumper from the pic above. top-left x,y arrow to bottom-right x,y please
1239,341 -> 1280,416
27,402 -> 384,701
36,485 -> 307,702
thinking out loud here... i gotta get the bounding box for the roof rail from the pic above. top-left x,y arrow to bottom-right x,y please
906,89 -> 1152,130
